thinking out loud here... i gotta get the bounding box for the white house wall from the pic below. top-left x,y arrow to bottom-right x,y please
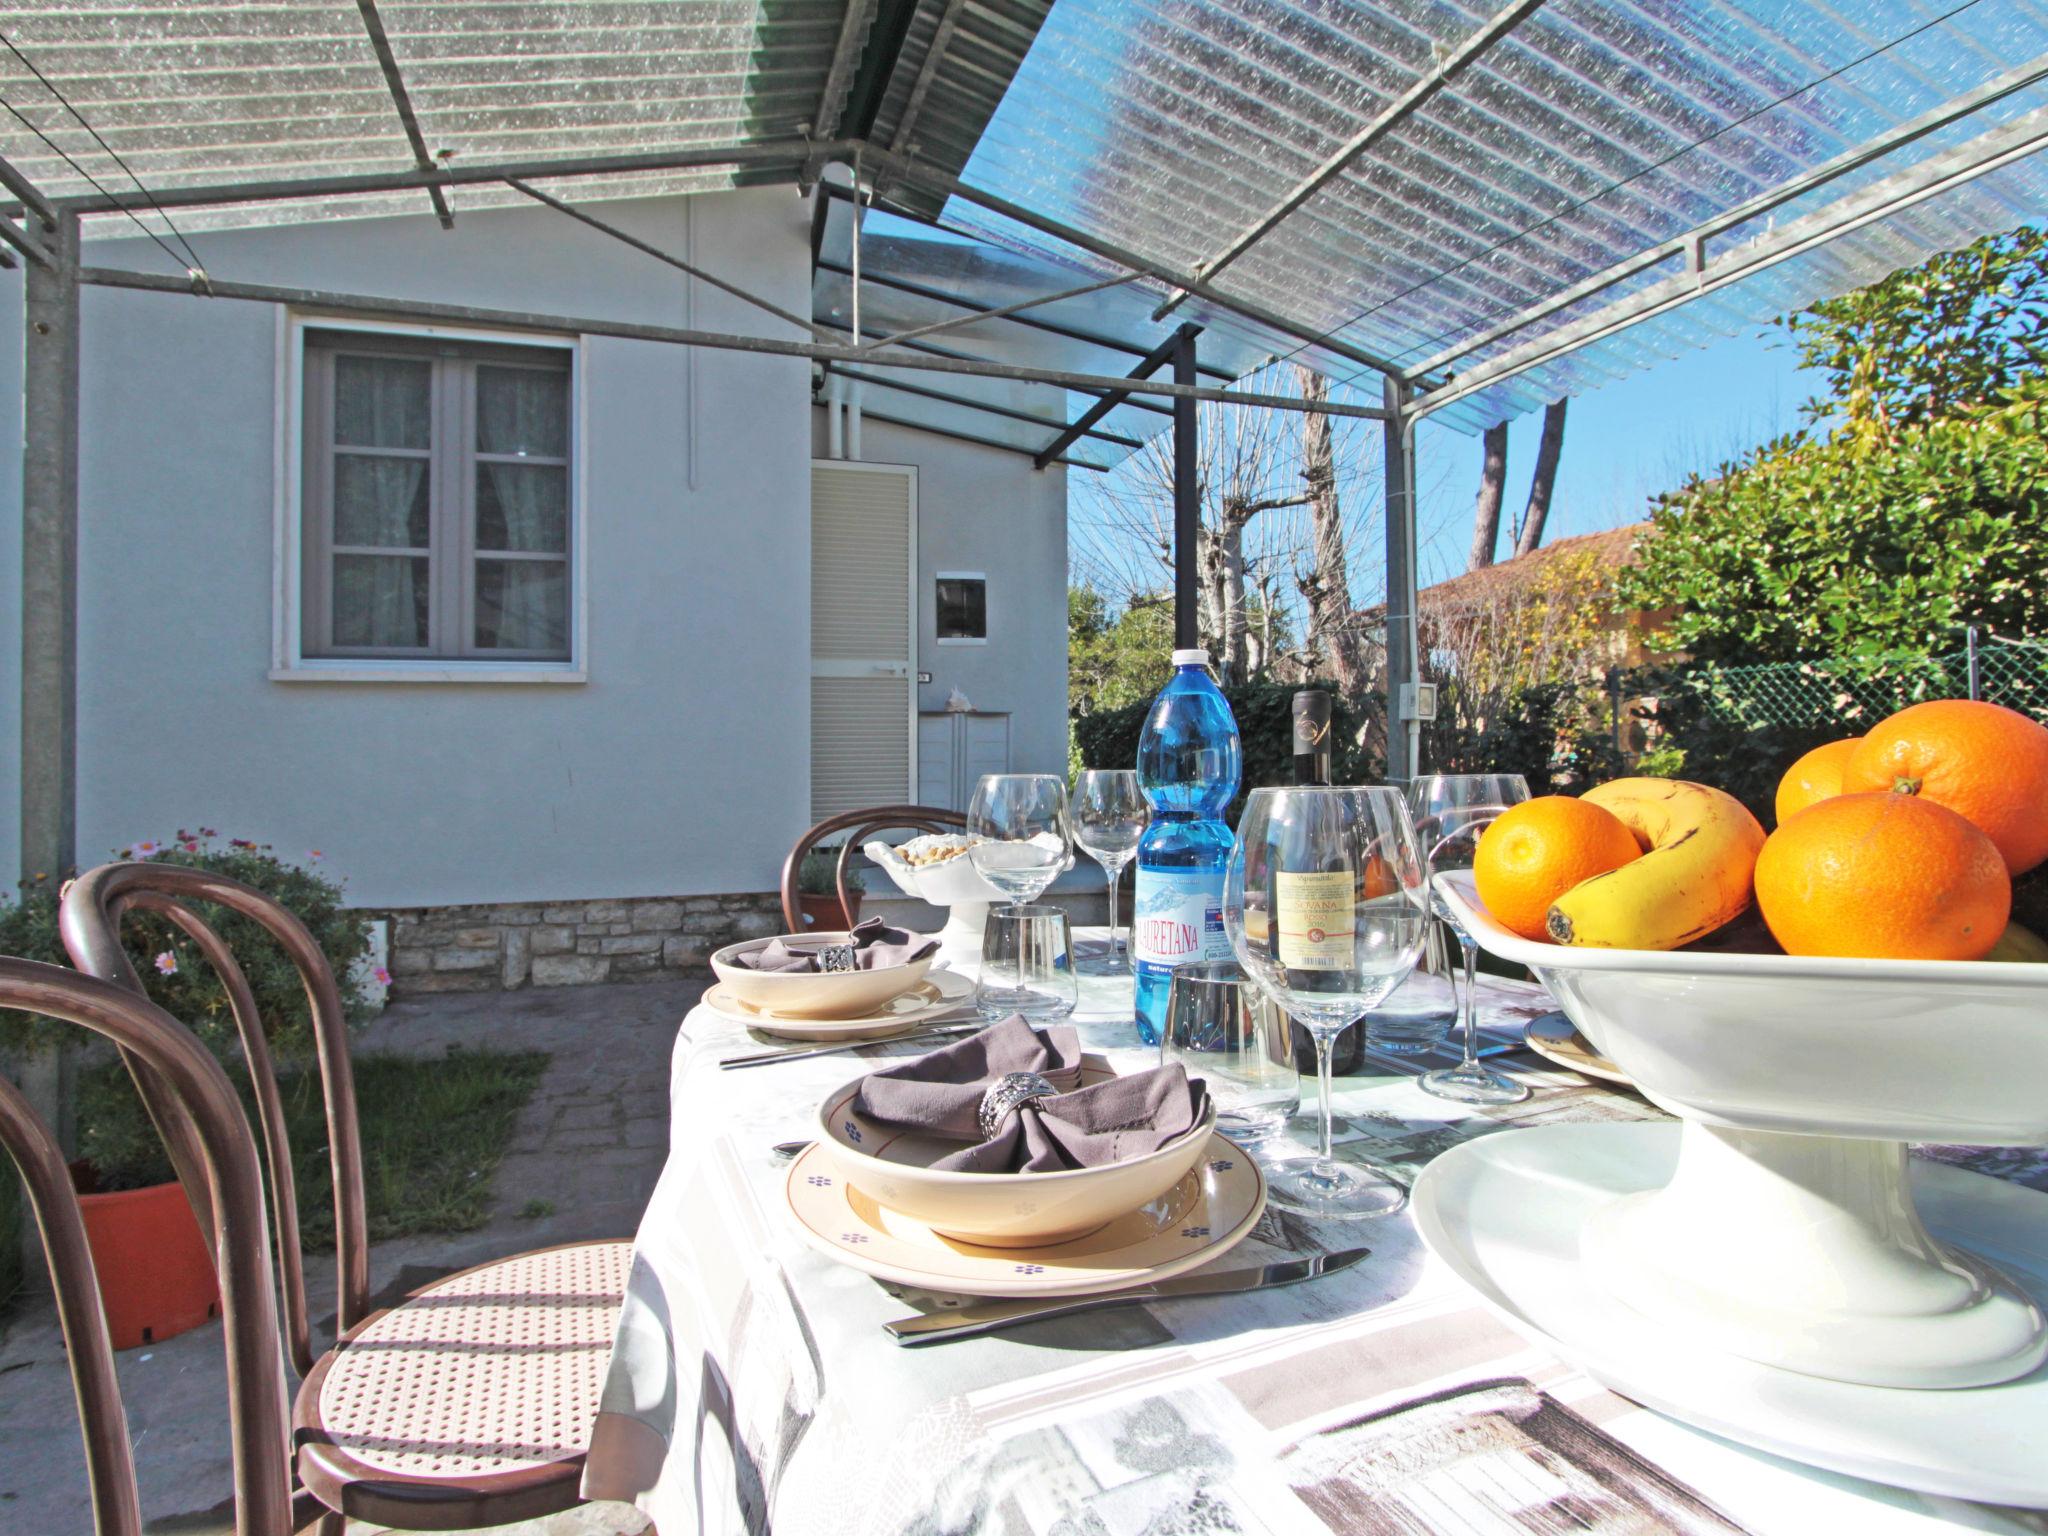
809,409 -> 1069,787
0,262 -> 20,891
42,187 -> 813,910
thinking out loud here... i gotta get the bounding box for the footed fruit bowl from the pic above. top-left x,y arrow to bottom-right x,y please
1438,870 -> 2048,1391
864,835 -> 1006,962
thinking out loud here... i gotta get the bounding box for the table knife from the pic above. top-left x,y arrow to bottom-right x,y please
718,1018 -> 982,1070
883,1246 -> 1370,1345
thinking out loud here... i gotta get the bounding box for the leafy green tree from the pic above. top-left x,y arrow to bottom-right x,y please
1068,586 -> 1173,716
1785,226 -> 2048,432
1619,226 -> 2048,665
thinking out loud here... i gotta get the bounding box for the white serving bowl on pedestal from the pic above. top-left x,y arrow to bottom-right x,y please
1437,870 -> 2048,1392
864,837 -> 1007,963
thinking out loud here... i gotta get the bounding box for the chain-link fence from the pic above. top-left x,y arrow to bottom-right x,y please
1631,635 -> 2048,733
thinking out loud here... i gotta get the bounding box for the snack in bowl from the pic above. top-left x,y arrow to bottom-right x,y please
896,833 -> 984,868
818,1018 -> 1217,1246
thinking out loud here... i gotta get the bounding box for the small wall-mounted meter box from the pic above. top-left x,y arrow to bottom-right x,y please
1399,682 -> 1439,722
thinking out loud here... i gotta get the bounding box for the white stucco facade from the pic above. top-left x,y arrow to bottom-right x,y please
1,188 -> 1069,914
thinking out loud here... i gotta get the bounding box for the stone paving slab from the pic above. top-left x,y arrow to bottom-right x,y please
0,976 -> 699,1536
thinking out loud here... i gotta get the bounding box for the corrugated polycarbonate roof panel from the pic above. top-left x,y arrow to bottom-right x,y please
945,0 -> 2048,428
0,2 -> 839,234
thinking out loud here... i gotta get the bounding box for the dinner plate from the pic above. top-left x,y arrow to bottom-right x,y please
1412,1121 -> 2048,1506
1521,1010 -> 1631,1085
784,1132 -> 1266,1297
704,969 -> 974,1040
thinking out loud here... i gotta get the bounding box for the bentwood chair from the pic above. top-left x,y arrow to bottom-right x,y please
61,862 -> 634,1533
780,803 -> 967,931
0,959 -> 294,1536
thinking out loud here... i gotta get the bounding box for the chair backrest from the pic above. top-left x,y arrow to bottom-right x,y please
781,805 -> 967,931
60,862 -> 370,1376
0,957 -> 293,1536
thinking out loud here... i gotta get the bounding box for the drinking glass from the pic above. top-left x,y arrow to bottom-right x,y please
1071,768 -> 1148,976
1225,787 -> 1431,1218
1160,962 -> 1298,1142
967,774 -> 1073,906
1406,773 -> 1532,1106
975,905 -> 1078,1021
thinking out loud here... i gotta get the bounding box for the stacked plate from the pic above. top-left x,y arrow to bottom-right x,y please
706,933 -> 970,1041
787,1056 -> 1267,1298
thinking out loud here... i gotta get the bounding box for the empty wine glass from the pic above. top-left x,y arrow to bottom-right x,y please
1406,773 -> 1532,1106
1071,768 -> 1148,976
966,774 -> 1073,906
1225,787 -> 1431,1218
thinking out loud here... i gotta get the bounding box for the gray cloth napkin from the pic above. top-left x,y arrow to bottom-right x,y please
735,917 -> 939,973
853,1016 -> 1208,1174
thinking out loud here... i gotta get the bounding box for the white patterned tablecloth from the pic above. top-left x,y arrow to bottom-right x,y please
584,936 -> 2047,1536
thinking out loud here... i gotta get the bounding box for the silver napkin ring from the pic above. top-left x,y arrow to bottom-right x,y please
816,943 -> 859,973
978,1071 -> 1057,1140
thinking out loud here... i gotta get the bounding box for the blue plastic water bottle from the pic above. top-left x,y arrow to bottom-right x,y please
1132,648 -> 1243,1045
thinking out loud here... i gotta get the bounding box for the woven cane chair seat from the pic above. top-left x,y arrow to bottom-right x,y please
295,1239 -> 631,1522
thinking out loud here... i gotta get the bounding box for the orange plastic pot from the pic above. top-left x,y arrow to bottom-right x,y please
75,1179 -> 219,1349
798,891 -> 862,930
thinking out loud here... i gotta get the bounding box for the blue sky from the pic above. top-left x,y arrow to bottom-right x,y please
1069,320 -> 1823,604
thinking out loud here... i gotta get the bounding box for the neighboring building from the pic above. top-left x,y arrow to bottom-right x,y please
0,187 -> 1070,991
1414,522 -> 1661,669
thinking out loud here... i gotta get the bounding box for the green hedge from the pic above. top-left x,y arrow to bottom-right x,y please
1072,680 -> 1381,818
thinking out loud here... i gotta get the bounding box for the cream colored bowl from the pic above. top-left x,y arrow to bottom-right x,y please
817,1056 -> 1218,1248
708,934 -> 931,1020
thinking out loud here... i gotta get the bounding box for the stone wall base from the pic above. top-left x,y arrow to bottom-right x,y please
385,892 -> 784,994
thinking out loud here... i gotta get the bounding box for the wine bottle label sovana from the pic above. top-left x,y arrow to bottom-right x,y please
1275,870 -> 1355,970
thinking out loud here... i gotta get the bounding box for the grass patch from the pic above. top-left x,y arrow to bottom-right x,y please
72,1046 -> 549,1250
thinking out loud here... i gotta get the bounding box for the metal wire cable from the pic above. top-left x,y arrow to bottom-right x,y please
1260,0 -> 1991,393
0,27 -> 205,275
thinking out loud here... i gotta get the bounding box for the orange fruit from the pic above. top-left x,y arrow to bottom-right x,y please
1774,738 -> 1860,826
1754,792 -> 2010,960
1844,700 -> 2048,875
1474,796 -> 1642,941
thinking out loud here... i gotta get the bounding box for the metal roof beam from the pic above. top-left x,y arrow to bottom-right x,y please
813,0 -> 879,140
40,140 -> 843,217
855,271 -> 1140,353
0,215 -> 47,269
1406,50 -> 2048,382
1410,102 -> 2048,421
353,0 -> 454,229
0,152 -> 58,232
888,0 -> 971,152
815,310 -> 1172,418
864,144 -> 1411,381
1035,322 -> 1198,469
507,177 -> 823,339
823,364 -> 1146,448
855,406 -> 1108,470
77,266 -> 1388,421
1152,0 -> 1549,321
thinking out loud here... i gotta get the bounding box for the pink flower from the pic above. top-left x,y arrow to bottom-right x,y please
153,951 -> 178,976
181,840 -> 199,852
373,966 -> 392,986
308,849 -> 323,862
199,827 -> 217,838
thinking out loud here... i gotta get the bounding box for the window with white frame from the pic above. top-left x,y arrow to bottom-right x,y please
935,572 -> 987,643
301,328 -> 574,662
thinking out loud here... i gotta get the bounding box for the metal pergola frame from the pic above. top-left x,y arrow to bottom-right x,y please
12,2 -> 2046,889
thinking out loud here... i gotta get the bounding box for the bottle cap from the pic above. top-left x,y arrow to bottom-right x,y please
1170,648 -> 1210,667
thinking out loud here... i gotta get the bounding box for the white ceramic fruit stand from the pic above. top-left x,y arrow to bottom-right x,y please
864,837 -> 1004,963
1424,871 -> 2048,1505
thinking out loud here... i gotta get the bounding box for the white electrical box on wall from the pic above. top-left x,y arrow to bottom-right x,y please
1399,682 -> 1439,722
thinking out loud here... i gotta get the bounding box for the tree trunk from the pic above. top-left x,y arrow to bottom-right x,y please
1469,421 -> 1507,570
1516,399 -> 1568,557
1295,367 -> 1372,699
1214,502 -> 1251,685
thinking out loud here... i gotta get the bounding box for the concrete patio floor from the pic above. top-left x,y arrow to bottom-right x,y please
0,975 -> 699,1536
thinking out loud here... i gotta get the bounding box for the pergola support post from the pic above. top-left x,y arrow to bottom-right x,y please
1382,376 -> 1420,784
14,207 -> 81,1258
1173,329 -> 1200,651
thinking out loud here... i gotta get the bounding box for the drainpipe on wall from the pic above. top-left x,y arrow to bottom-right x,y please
846,379 -> 863,461
825,373 -> 844,459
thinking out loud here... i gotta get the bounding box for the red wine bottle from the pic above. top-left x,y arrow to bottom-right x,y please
1292,690 -> 1332,785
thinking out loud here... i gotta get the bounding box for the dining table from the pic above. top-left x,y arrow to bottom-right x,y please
582,931 -> 2048,1536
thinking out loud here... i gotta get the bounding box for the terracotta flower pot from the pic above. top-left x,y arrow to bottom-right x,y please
798,891 -> 863,931
73,1175 -> 219,1350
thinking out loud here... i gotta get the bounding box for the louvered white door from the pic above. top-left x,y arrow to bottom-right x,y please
811,463 -> 916,819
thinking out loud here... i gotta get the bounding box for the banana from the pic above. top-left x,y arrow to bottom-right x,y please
1547,778 -> 1766,950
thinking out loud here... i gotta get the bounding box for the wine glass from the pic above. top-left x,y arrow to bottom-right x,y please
1071,769 -> 1148,975
1225,787 -> 1432,1218
1406,773 -> 1532,1106
966,774 -> 1073,906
